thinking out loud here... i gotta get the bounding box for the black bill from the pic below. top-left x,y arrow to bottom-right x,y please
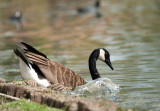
105,59 -> 114,70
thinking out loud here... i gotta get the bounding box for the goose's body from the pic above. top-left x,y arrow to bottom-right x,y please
9,11 -> 22,30
77,0 -> 102,18
14,42 -> 113,90
9,11 -> 22,22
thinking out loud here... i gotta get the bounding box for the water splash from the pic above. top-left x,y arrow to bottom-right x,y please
65,78 -> 119,98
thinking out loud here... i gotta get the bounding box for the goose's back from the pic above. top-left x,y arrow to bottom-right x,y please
51,61 -> 86,87
25,51 -> 86,89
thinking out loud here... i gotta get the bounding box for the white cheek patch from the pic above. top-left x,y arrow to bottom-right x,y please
98,49 -> 105,61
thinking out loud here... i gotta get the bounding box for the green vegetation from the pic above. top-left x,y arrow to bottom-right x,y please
0,99 -> 63,111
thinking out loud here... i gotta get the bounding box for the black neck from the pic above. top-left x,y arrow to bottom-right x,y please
88,50 -> 101,80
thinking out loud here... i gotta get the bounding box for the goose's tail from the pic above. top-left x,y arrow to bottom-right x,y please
19,42 -> 47,58
14,49 -> 30,68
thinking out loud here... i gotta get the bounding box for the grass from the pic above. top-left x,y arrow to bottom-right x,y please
0,99 -> 64,111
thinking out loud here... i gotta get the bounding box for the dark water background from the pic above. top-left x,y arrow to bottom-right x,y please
0,0 -> 160,110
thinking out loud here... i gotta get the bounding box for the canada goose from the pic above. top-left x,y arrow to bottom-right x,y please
9,11 -> 22,30
10,11 -> 22,21
77,0 -> 102,18
14,42 -> 113,90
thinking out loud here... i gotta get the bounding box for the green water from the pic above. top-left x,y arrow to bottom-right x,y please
0,0 -> 160,110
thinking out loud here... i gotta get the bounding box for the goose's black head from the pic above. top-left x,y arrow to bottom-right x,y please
89,48 -> 114,80
98,48 -> 114,70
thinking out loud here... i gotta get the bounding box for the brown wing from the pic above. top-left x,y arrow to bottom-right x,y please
25,51 -> 86,89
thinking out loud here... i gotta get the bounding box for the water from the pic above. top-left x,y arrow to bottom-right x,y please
73,78 -> 119,94
65,78 -> 119,102
0,0 -> 160,110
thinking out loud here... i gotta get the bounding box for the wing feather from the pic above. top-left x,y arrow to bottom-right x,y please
19,42 -> 86,89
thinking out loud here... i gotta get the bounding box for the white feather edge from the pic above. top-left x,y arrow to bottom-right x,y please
18,57 -> 50,87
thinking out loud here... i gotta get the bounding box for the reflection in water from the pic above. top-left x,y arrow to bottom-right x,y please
0,0 -> 160,110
